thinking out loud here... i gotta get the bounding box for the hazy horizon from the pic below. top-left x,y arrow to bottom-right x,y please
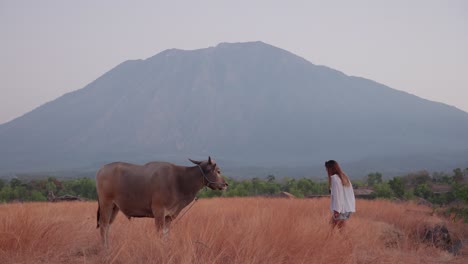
1,0 -> 467,125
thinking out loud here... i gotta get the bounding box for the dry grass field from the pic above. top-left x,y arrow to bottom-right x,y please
0,198 -> 467,264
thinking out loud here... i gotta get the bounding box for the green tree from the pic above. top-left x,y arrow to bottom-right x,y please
10,178 -> 22,189
61,177 -> 96,199
75,177 -> 97,199
226,179 -> 249,197
453,183 -> 468,204
0,185 -> 14,201
389,177 -> 405,198
403,189 -> 415,200
372,182 -> 393,198
13,186 -> 28,201
266,175 -> 276,183
263,181 -> 281,195
282,177 -> 303,197
45,181 -> 57,194
251,177 -> 262,195
367,172 -> 382,187
414,183 -> 432,199
30,190 -> 47,201
296,178 -> 315,197
319,181 -> 329,194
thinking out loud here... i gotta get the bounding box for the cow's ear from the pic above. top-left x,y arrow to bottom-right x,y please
208,156 -> 212,164
189,158 -> 201,165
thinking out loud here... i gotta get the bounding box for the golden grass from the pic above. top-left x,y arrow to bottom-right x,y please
0,198 -> 466,264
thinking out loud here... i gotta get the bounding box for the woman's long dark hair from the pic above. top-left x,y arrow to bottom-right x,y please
325,160 -> 351,188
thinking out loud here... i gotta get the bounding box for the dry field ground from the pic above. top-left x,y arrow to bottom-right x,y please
0,198 -> 467,264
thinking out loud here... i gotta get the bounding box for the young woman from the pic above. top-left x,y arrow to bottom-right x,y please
325,160 -> 356,229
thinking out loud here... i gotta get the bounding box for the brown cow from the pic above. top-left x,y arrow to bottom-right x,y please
96,156 -> 227,247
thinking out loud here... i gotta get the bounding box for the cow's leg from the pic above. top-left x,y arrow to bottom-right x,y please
164,215 -> 173,236
98,201 -> 114,248
152,207 -> 169,239
109,204 -> 120,224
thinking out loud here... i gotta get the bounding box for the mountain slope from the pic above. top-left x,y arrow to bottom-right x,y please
1,41 -> 467,176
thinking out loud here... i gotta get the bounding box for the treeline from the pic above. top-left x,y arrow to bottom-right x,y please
363,168 -> 468,223
0,175 -> 330,202
0,177 -> 96,202
0,168 -> 467,206
200,168 -> 468,207
363,168 -> 468,205
199,175 -> 330,198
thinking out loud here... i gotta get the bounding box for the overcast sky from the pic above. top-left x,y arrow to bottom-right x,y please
1,0 -> 467,125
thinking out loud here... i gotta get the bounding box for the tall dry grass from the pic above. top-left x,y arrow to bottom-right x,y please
0,198 -> 466,264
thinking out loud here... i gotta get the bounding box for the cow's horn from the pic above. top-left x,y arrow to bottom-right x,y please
208,156 -> 212,164
188,158 -> 202,165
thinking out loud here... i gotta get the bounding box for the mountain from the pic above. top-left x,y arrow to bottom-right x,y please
1,41 -> 467,178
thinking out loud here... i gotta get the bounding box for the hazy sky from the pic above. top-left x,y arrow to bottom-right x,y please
1,0 -> 467,125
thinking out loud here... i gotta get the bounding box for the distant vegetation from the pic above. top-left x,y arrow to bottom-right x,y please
1,168 -> 466,206
361,168 -> 468,223
0,177 -> 96,202
203,175 -> 330,198
0,168 -> 467,225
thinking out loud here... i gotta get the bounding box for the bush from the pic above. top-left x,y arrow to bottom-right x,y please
414,184 -> 432,199
453,183 -> 468,204
30,190 -> 47,201
372,182 -> 393,198
403,189 -> 415,200
389,177 -> 405,198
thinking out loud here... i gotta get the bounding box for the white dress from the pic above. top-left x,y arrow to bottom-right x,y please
330,174 -> 356,213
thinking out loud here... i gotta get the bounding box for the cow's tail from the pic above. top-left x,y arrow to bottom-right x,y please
96,196 -> 100,229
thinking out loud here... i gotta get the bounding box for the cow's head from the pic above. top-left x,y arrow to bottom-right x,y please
189,156 -> 228,190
